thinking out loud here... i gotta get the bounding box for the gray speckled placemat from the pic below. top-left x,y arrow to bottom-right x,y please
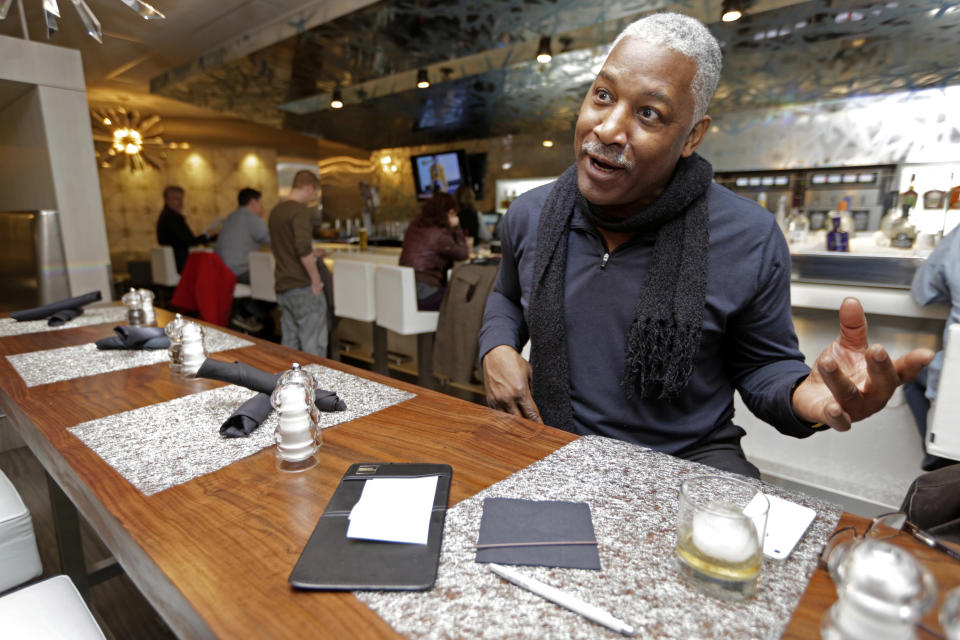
68,364 -> 415,495
356,435 -> 841,640
0,307 -> 127,338
6,327 -> 254,387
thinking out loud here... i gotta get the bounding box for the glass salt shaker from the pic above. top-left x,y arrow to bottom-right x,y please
178,322 -> 207,378
822,539 -> 936,640
269,363 -> 321,472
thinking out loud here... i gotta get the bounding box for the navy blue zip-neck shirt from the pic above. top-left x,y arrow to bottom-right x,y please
479,181 -> 817,454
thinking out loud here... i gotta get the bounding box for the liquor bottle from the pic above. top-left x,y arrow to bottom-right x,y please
923,188 -> 946,210
828,199 -> 854,235
775,195 -> 788,231
889,213 -> 917,249
900,174 -> 918,210
826,217 -> 849,252
948,173 -> 960,210
784,208 -> 809,245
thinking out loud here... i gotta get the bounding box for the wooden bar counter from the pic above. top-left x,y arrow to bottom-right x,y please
0,307 -> 956,638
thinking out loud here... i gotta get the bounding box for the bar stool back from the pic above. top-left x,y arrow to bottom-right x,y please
0,469 -> 42,594
333,259 -> 377,322
374,264 -> 439,388
249,251 -> 277,302
926,323 -> 960,461
0,575 -> 106,639
149,246 -> 180,287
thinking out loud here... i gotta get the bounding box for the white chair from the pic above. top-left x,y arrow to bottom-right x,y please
926,323 -> 960,461
0,469 -> 42,594
0,575 -> 106,639
333,259 -> 377,322
332,259 -> 378,366
149,246 -> 179,287
374,264 -> 439,388
248,251 -> 276,302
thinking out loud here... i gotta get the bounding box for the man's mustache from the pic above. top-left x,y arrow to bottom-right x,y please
581,141 -> 633,171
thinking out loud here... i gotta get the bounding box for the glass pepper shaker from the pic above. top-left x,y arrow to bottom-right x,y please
164,313 -> 186,375
121,288 -> 145,326
137,288 -> 156,326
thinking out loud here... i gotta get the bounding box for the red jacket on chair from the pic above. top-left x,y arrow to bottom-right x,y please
170,252 -> 236,327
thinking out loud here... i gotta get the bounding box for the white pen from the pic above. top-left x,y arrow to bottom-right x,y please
488,563 -> 634,636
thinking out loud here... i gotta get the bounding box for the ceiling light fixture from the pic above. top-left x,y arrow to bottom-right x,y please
541,139 -> 554,148
721,0 -> 745,22
0,0 -> 166,43
416,69 -> 430,89
536,36 -> 552,63
330,88 -> 343,109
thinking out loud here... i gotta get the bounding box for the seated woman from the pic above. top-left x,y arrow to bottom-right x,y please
399,192 -> 469,310
454,185 -> 492,244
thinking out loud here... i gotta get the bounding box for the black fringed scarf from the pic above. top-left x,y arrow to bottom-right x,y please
528,153 -> 713,431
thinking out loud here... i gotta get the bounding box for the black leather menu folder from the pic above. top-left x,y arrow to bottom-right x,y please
289,462 -> 452,591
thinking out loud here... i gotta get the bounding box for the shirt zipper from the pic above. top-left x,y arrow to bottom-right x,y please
601,252 -> 610,269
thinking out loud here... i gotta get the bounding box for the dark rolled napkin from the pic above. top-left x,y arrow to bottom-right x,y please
47,308 -> 83,326
220,392 -> 273,438
10,290 -> 102,322
95,326 -> 170,350
196,358 -> 346,412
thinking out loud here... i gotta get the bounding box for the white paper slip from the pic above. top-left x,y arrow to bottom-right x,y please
744,493 -> 817,560
347,475 -> 439,545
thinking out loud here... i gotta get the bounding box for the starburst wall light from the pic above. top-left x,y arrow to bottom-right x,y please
92,107 -> 165,171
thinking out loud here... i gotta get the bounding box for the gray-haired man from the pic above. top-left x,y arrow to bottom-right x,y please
479,12 -> 932,477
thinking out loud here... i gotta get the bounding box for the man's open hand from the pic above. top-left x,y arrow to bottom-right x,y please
792,297 -> 933,430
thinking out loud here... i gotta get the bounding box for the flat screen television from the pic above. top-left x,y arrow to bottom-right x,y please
411,150 -> 467,200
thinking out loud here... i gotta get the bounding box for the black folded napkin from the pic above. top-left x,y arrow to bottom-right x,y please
196,359 -> 346,412
220,392 -> 273,438
11,290 -> 102,322
475,498 -> 602,570
95,326 -> 170,350
47,308 -> 84,326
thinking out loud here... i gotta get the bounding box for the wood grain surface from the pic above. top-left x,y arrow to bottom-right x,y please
0,308 -> 573,638
1,307 -> 956,638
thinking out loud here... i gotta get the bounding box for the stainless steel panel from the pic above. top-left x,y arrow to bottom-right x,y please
0,210 -> 70,309
791,253 -> 925,289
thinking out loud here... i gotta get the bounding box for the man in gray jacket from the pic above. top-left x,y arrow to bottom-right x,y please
215,187 -> 271,284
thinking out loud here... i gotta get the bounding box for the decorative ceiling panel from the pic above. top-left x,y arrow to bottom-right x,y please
150,0 -> 960,149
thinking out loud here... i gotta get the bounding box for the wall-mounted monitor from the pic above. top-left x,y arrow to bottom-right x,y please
411,150 -> 466,200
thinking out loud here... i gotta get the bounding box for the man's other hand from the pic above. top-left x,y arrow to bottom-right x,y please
311,280 -> 324,296
792,297 -> 934,431
482,345 -> 543,423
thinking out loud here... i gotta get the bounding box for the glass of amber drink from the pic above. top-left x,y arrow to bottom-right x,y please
675,475 -> 768,600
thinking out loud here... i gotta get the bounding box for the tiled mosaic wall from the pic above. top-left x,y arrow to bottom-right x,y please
701,86 -> 960,171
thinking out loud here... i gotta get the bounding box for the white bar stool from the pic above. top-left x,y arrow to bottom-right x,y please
332,259 -> 378,365
0,575 -> 106,639
149,246 -> 179,287
374,264 -> 439,388
248,251 -> 276,302
0,469 -> 42,594
927,323 -> 960,461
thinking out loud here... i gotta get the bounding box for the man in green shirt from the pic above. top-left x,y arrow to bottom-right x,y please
269,170 -> 327,356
